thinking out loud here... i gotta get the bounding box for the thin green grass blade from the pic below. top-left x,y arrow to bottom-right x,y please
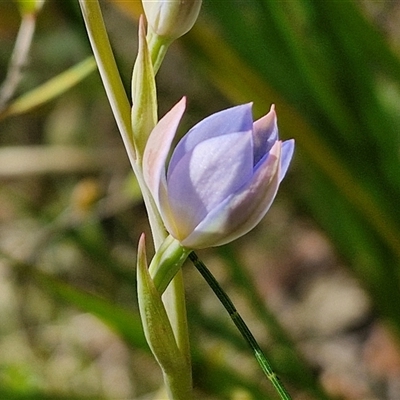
0,57 -> 96,120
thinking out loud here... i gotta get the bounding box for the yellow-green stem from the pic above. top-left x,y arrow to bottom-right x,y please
78,2 -> 192,397
147,30 -> 172,75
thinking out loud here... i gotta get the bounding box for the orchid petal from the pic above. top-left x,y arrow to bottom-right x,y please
279,139 -> 295,181
168,103 -> 254,175
181,142 -> 282,248
167,131 -> 253,240
144,99 -> 294,250
143,97 -> 186,206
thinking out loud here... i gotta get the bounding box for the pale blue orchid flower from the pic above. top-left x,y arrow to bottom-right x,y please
144,98 -> 294,249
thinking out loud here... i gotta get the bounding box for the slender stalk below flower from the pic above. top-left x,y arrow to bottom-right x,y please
189,252 -> 292,400
162,270 -> 192,380
146,31 -> 171,75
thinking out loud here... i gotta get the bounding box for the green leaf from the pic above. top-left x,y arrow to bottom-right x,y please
131,17 -> 158,157
136,234 -> 192,399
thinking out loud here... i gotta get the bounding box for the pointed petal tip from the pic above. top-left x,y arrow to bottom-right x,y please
266,104 -> 276,118
137,233 -> 147,267
269,104 -> 276,118
279,139 -> 295,181
139,14 -> 145,26
176,96 -> 187,112
283,138 -> 295,156
254,105 -> 277,127
167,96 -> 187,119
138,15 -> 147,38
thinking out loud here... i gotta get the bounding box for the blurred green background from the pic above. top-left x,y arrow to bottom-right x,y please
1,1 -> 400,399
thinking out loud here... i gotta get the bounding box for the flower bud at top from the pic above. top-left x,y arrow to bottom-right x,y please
142,0 -> 202,41
16,0 -> 45,15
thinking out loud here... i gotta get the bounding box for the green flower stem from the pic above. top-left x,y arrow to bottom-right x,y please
162,270 -> 192,379
79,2 -> 192,397
78,1 -> 164,249
162,367 -> 192,400
148,236 -> 191,388
137,236 -> 192,400
142,26 -> 192,392
189,252 -> 292,400
146,30 -> 172,75
79,0 -> 135,161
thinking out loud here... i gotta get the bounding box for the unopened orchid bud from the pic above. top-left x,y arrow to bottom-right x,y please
16,0 -> 45,15
142,0 -> 202,41
143,98 -> 295,249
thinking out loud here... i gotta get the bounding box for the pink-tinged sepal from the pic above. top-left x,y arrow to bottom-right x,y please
143,97 -> 186,208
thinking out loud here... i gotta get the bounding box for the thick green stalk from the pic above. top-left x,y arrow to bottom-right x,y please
78,0 -> 134,161
78,1 -> 192,397
78,0 -> 165,249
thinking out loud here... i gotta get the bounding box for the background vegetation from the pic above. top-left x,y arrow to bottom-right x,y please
1,1 -> 400,399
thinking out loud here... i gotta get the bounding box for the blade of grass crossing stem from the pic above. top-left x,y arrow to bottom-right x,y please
0,57 -> 96,119
188,252 -> 292,400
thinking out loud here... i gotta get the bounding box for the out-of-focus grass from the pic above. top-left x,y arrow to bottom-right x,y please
1,1 -> 400,399
187,0 -> 400,337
